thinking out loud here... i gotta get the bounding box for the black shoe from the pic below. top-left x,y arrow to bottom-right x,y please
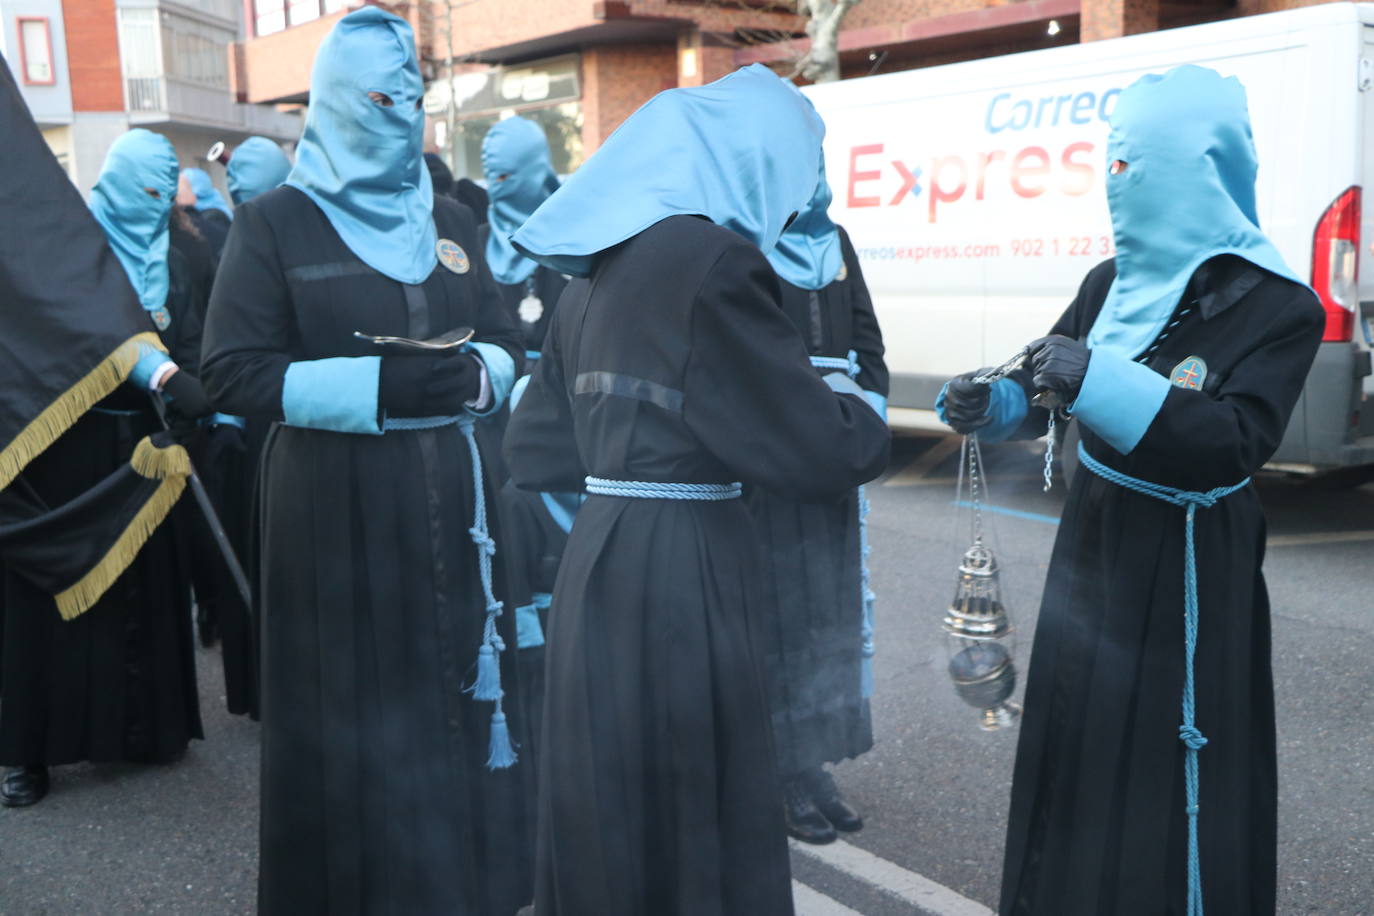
806,768 -> 863,833
784,778 -> 837,845
0,766 -> 50,808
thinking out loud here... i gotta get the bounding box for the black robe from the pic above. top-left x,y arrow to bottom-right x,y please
999,256 -> 1323,916
201,188 -> 533,916
748,227 -> 889,779
504,214 -> 891,916
172,209 -> 258,717
0,254 -> 205,767
497,483 -> 578,767
188,208 -> 230,262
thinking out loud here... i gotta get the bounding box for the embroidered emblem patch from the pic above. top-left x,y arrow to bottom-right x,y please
1171,356 -> 1207,390
150,307 -> 171,331
836,262 -> 849,282
436,239 -> 470,274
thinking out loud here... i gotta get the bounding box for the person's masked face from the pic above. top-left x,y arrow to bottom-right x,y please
1105,66 -> 1260,252
308,20 -> 426,192
482,117 -> 560,225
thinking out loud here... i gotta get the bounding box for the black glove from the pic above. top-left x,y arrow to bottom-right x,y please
942,369 -> 995,434
379,351 -> 482,416
161,370 -> 214,422
204,421 -> 246,469
1027,335 -> 1091,404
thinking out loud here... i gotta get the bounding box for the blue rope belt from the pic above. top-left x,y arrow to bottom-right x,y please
809,352 -> 878,698
584,477 -> 742,500
380,412 -> 516,769
1076,441 -> 1249,916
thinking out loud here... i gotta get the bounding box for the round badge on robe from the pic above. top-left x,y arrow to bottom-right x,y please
1170,356 -> 1207,390
150,307 -> 171,331
836,262 -> 849,282
436,239 -> 470,274
518,294 -> 544,324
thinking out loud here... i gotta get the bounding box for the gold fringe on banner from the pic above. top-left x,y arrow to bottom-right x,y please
54,436 -> 190,621
0,331 -> 167,492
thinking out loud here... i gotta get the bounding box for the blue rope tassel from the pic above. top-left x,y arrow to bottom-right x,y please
457,417 -> 516,770
810,352 -> 879,701
858,485 -> 876,699
1077,442 -> 1248,916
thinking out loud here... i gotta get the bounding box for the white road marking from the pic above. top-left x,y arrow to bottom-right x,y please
791,838 -> 994,916
883,436 -> 963,487
1267,530 -> 1374,548
793,880 -> 865,915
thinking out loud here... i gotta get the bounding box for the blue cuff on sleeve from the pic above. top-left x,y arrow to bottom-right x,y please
862,390 -> 888,424
822,371 -> 884,419
129,342 -> 172,390
1070,349 -> 1170,455
281,356 -> 383,435
465,342 -> 516,417
540,491 -> 583,535
936,377 -> 1025,442
211,413 -> 246,429
508,374 -> 532,413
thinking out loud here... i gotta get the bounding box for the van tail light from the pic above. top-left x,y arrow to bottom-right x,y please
1311,186 -> 1361,342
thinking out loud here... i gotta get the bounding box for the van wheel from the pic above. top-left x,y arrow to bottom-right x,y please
1056,418 -> 1079,491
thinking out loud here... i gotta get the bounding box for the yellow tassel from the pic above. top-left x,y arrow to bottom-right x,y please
53,472 -> 187,621
131,436 -> 191,480
0,332 -> 166,492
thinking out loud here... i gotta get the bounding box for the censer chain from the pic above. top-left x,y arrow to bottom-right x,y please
971,346 -> 1059,493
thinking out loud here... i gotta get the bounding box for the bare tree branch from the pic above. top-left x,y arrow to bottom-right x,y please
796,0 -> 861,83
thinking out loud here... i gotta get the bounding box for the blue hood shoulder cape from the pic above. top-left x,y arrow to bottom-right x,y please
1089,65 -> 1303,357
512,64 -> 825,277
90,129 -> 180,315
182,167 -> 233,220
482,117 -> 561,286
286,7 -> 435,284
766,155 -> 843,291
227,137 -> 292,206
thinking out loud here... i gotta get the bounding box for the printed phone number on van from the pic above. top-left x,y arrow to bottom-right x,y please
857,236 -> 1115,263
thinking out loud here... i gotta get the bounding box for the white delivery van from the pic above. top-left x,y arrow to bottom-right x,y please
805,1 -> 1374,476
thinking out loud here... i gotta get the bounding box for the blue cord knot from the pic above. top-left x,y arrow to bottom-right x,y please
1077,441 -> 1249,916
1179,725 -> 1208,749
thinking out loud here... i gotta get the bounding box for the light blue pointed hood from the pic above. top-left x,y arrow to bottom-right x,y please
183,167 -> 233,220
767,155 -> 842,290
1089,65 -> 1303,357
89,129 -> 179,314
227,136 -> 292,205
512,64 -> 824,277
286,7 -> 435,284
482,117 -> 561,285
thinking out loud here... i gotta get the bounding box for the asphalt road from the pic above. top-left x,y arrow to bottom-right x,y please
1,431 -> 1370,915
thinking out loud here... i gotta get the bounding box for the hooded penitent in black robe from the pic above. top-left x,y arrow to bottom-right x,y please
505,215 -> 891,916
748,227 -> 888,780
997,256 -> 1322,915
201,188 -> 533,916
481,224 -> 569,355
0,252 -> 205,767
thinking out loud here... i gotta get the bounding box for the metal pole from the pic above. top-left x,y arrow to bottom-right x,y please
446,0 -> 459,175
148,395 -> 253,611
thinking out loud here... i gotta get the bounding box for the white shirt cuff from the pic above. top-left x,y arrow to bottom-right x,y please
465,364 -> 492,412
149,361 -> 178,392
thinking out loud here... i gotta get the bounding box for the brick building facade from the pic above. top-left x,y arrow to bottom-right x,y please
229,0 -> 1351,181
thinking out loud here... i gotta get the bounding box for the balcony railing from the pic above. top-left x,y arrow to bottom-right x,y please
124,76 -> 301,138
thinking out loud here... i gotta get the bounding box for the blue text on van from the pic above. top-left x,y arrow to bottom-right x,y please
985,87 -> 1122,134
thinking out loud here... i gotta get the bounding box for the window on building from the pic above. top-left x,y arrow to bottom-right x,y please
254,0 -> 286,37
288,0 -> 321,27
17,18 -> 55,85
160,12 -> 231,87
118,7 -> 163,111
